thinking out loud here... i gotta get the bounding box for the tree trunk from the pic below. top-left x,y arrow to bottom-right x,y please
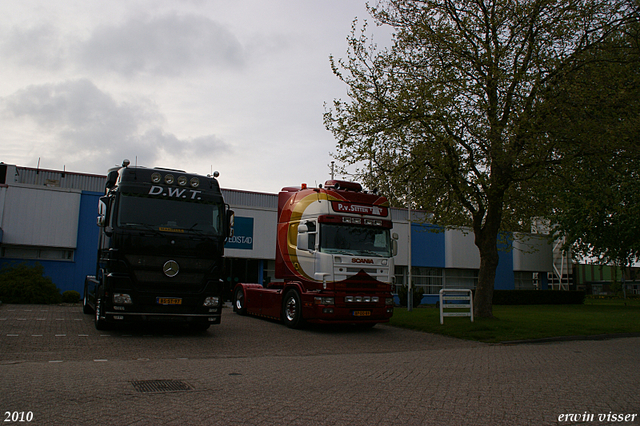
474,231 -> 500,318
472,196 -> 504,318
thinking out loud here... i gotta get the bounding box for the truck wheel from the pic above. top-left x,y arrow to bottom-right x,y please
282,289 -> 304,329
94,296 -> 109,331
234,287 -> 247,315
82,283 -> 93,315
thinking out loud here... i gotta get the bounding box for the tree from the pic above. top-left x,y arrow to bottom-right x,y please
324,0 -> 638,317
553,156 -> 640,295
546,24 -> 640,294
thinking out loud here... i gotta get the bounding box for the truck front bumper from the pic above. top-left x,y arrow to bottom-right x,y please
302,302 -> 393,325
102,309 -> 222,325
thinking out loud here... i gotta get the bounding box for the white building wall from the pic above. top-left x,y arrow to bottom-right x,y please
445,228 -> 480,269
224,207 -> 277,260
512,233 -> 553,272
1,184 -> 81,248
0,185 -> 7,231
390,220 -> 409,267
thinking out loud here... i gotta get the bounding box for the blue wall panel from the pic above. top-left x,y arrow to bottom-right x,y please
411,223 -> 446,268
71,191 -> 102,292
494,233 -> 515,290
0,191 -> 101,296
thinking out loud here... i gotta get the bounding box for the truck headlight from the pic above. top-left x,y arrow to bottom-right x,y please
203,297 -> 220,307
113,293 -> 133,304
313,297 -> 334,305
385,297 -> 394,306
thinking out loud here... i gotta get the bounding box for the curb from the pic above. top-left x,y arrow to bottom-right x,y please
500,332 -> 640,345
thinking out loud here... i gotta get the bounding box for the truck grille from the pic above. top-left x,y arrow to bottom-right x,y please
333,265 -> 389,282
125,255 -> 213,293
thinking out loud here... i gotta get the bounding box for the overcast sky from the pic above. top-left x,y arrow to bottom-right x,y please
0,0 -> 392,193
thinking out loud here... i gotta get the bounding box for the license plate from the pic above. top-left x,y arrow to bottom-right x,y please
352,310 -> 371,317
157,297 -> 182,305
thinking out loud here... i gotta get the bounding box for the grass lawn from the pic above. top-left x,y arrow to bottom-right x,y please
389,298 -> 640,343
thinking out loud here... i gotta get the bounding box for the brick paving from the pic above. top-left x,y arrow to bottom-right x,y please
0,303 -> 638,425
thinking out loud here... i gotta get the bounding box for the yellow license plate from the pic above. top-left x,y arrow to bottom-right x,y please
157,297 -> 182,305
352,310 -> 371,317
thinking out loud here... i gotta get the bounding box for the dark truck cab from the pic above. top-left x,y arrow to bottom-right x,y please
83,160 -> 233,331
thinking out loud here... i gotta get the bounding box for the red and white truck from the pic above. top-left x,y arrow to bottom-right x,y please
233,180 -> 396,328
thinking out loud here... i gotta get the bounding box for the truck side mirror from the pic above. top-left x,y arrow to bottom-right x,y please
297,222 -> 316,252
226,208 -> 235,237
97,197 -> 108,228
297,224 -> 308,251
105,170 -> 118,189
392,232 -> 399,257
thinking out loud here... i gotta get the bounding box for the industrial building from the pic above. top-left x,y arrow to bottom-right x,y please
0,163 -> 555,301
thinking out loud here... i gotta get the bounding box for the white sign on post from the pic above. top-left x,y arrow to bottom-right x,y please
439,289 -> 474,325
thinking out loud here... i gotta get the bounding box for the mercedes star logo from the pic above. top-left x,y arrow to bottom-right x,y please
163,260 -> 180,277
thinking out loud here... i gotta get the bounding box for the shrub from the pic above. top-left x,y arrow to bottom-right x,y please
62,290 -> 81,303
585,294 -> 640,300
0,262 -> 62,304
396,285 -> 424,308
492,290 -> 585,305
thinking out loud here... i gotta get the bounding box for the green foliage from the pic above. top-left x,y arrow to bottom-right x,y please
396,285 -> 424,308
0,262 -> 62,304
325,0 -> 638,317
544,24 -> 640,270
550,156 -> 640,269
62,290 -> 81,304
492,290 -> 585,305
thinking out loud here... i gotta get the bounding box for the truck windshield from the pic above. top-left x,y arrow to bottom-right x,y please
319,223 -> 391,257
117,193 -> 224,236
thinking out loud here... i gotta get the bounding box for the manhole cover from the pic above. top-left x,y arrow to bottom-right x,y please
131,380 -> 193,393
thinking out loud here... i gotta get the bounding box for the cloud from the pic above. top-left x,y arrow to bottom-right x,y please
0,12 -> 245,78
78,13 -> 245,76
0,23 -> 69,70
136,128 -> 231,161
1,79 -> 231,173
4,79 -> 148,147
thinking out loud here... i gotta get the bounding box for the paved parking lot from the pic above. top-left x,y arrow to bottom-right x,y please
0,303 -> 638,425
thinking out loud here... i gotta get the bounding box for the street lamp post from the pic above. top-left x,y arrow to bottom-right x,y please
407,184 -> 413,311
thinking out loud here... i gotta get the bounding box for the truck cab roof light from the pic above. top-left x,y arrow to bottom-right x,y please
324,180 -> 362,192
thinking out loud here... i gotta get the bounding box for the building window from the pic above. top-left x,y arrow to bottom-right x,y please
394,266 -> 443,294
514,271 -> 536,290
0,245 -> 74,261
443,269 -> 478,290
413,267 -> 443,294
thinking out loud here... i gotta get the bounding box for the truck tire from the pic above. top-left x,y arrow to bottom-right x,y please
94,296 -> 109,331
234,287 -> 247,315
282,289 -> 305,329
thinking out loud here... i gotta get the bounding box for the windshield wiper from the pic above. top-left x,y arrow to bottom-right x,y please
120,223 -> 164,237
185,222 -> 216,240
323,249 -> 357,255
357,250 -> 386,257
